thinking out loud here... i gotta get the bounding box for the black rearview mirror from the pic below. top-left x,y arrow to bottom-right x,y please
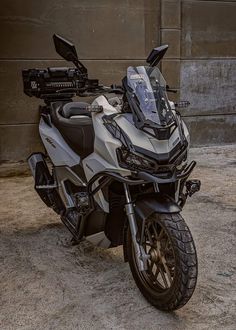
53,34 -> 78,62
53,34 -> 87,74
146,45 -> 169,67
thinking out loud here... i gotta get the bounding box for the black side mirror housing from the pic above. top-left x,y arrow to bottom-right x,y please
53,34 -> 78,62
146,45 -> 169,67
53,34 -> 87,74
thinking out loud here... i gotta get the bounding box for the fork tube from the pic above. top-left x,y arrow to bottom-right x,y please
124,182 -> 132,203
123,183 -> 148,271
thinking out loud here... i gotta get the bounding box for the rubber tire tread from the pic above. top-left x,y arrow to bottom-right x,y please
125,213 -> 198,311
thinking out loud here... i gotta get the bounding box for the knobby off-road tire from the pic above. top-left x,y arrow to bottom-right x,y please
126,213 -> 198,311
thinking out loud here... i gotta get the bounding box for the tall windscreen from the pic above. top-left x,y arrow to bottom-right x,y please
127,66 -> 174,126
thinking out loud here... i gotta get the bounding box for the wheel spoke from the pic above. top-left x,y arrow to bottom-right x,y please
151,223 -> 158,240
144,242 -> 150,253
159,265 -> 168,288
145,227 -> 154,246
154,263 -> 160,279
149,259 -> 154,271
148,255 -> 154,275
158,228 -> 164,240
164,237 -> 170,250
160,255 -> 172,286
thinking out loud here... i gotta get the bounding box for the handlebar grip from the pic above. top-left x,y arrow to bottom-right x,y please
86,105 -> 103,113
175,101 -> 190,108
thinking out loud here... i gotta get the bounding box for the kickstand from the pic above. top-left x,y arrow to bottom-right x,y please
70,236 -> 81,246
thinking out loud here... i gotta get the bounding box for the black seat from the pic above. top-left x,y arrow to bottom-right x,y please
50,101 -> 95,159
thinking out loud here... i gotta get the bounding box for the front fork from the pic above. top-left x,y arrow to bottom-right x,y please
123,183 -> 149,271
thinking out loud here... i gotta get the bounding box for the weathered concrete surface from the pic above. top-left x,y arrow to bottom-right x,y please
0,0 -> 160,59
184,115 -> 236,146
181,1 -> 236,58
160,0 -> 181,106
180,58 -> 236,146
0,124 -> 43,162
180,60 -> 236,117
161,29 -> 181,59
0,145 -> 235,330
162,59 -> 180,89
161,0 -> 180,29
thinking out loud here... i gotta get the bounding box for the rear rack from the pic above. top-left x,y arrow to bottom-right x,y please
22,67 -> 99,100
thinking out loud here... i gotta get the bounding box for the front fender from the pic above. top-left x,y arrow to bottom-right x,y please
134,192 -> 181,221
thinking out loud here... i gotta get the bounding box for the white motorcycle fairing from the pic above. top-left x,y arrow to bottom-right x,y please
82,95 -> 190,212
39,118 -> 81,167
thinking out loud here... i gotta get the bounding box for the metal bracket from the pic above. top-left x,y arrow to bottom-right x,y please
35,184 -> 57,189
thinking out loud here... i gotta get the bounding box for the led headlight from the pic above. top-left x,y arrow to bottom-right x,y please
117,148 -> 156,172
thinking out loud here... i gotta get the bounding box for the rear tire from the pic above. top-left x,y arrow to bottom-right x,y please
126,213 -> 198,311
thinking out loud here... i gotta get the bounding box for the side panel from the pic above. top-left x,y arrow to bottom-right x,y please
39,118 -> 81,167
54,166 -> 86,208
82,96 -> 131,212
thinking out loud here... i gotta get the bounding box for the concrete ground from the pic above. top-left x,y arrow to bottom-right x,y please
0,145 -> 235,330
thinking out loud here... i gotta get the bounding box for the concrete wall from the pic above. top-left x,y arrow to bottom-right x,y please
0,0 -> 235,161
161,0 -> 236,146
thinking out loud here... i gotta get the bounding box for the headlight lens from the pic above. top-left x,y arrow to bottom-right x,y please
117,148 -> 156,172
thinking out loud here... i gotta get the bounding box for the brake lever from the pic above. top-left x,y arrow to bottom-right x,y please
166,89 -> 177,93
108,88 -> 124,94
166,85 -> 177,93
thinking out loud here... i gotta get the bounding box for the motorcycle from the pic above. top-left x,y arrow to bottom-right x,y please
22,34 -> 201,311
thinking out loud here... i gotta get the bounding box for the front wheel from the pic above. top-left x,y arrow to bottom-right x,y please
126,213 -> 198,311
